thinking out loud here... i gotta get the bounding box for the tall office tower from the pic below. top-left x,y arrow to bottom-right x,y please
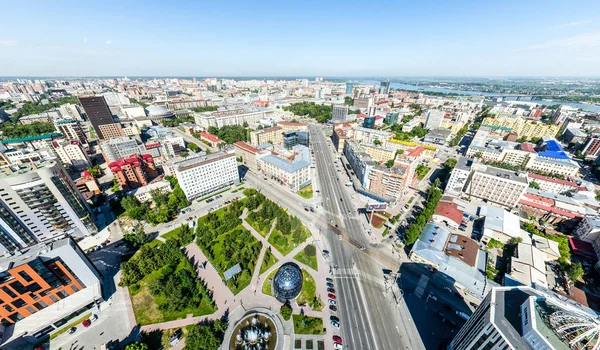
345,81 -> 354,95
379,80 -> 390,95
332,105 -> 349,122
78,95 -> 123,140
449,286 -> 600,350
0,160 -> 97,253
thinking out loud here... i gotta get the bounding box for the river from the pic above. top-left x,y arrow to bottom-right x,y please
358,80 -> 600,113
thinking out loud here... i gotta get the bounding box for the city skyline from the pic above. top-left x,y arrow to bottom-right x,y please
3,0 -> 600,76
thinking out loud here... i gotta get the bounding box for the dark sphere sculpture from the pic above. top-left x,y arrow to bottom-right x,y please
273,262 -> 303,302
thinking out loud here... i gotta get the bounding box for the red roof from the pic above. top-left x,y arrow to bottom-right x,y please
406,146 -> 424,158
522,192 -> 554,206
520,143 -> 536,153
109,154 -> 153,172
568,237 -> 597,260
200,132 -> 221,143
519,199 -> 581,219
145,142 -> 161,149
81,170 -> 92,178
528,173 -> 578,188
233,141 -> 259,154
433,201 -> 464,225
375,115 -> 384,120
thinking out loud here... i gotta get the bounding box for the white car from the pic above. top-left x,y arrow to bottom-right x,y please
334,343 -> 343,349
331,320 -> 340,328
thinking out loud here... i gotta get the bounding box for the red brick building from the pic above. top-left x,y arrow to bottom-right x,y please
109,154 -> 157,190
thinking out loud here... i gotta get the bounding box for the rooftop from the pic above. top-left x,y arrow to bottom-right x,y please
444,234 -> 479,267
1,133 -> 63,145
233,141 -> 259,154
537,138 -> 571,160
479,205 -> 531,243
434,200 -> 464,225
527,173 -> 579,188
176,151 -> 235,172
476,165 -> 528,184
259,145 -> 311,173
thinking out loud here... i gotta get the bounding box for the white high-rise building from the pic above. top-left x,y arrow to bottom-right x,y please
424,109 -> 445,129
0,160 -> 97,253
51,139 -> 91,171
332,105 -> 349,122
173,152 -> 239,200
450,286 -> 600,350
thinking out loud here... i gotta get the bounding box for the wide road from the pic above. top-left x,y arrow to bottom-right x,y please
309,125 -> 424,350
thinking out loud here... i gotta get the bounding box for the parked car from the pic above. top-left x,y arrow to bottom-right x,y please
68,327 -> 77,334
90,314 -> 98,321
82,319 -> 91,327
329,299 -> 337,305
327,288 -> 335,293
329,305 -> 337,312
326,282 -> 334,288
328,293 -> 336,300
330,315 -> 339,322
334,343 -> 343,349
331,320 -> 340,328
333,336 -> 343,344
326,277 -> 333,283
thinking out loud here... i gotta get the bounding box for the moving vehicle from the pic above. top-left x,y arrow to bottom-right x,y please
456,311 -> 470,321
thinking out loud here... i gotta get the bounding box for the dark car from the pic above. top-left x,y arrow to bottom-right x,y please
327,282 -> 334,288
442,303 -> 452,310
333,336 -> 343,345
326,277 -> 333,282
330,315 -> 340,322
68,327 -> 77,334
329,305 -> 337,312
327,288 -> 335,293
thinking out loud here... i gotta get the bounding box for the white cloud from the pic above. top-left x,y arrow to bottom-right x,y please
105,40 -> 112,45
517,32 -> 600,51
555,20 -> 592,28
0,40 -> 18,47
83,38 -> 88,43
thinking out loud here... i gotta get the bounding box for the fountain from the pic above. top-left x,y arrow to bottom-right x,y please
229,312 -> 278,350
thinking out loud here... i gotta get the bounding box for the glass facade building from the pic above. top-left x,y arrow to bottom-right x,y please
273,263 -> 303,302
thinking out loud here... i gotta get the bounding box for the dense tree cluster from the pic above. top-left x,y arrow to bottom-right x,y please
392,126 -> 428,141
284,102 -> 332,123
129,98 -> 149,108
185,319 -> 228,350
161,116 -> 194,127
11,96 -> 79,119
207,125 -> 248,144
191,106 -> 218,113
0,121 -> 56,139
403,180 -> 443,245
415,164 -> 430,180
120,238 -> 185,286
195,198 -> 260,292
449,124 -> 469,147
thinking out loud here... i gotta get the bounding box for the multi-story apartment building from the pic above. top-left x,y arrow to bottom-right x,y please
527,173 -> 579,195
100,136 -> 146,163
582,136 -> 600,159
0,161 -> 97,252
258,145 -> 311,192
332,105 -> 349,122
194,108 -> 274,129
173,152 -> 239,200
464,163 -> 528,208
361,143 -> 395,162
128,180 -> 172,203
276,121 -> 309,132
353,127 -> 391,145
53,119 -> 88,146
0,237 -> 103,349
446,157 -> 473,196
449,286 -> 599,350
574,216 -> 600,258
233,142 -> 262,173
249,126 -> 282,146
424,109 -> 445,129
109,154 -> 157,190
481,116 -> 560,139
51,139 -> 91,171
78,95 -> 124,140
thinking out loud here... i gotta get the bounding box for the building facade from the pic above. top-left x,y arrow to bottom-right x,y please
332,105 -> 349,122
109,154 -> 157,190
78,95 -> 122,140
249,127 -> 282,146
51,139 -> 91,171
174,152 -> 239,200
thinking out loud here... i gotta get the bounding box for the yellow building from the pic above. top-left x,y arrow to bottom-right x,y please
387,139 -> 437,158
482,117 -> 559,139
363,143 -> 395,162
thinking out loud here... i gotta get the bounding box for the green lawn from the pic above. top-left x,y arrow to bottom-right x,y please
382,227 -> 390,237
262,269 -> 277,296
162,226 -> 184,240
260,248 -> 279,274
297,269 -> 317,307
50,312 -> 92,340
130,261 -> 217,325
146,239 -> 164,248
268,227 -> 311,256
298,185 -> 313,199
294,246 -> 318,270
416,165 -> 431,180
293,315 -> 324,335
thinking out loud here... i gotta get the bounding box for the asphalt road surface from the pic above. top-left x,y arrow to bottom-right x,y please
309,125 -> 424,350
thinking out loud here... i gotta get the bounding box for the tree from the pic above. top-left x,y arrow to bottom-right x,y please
280,303 -> 293,320
124,342 -> 149,350
303,244 -> 316,256
188,142 -> 200,153
474,151 -> 483,159
121,196 -> 145,220
595,189 -> 600,201
565,262 -> 584,283
529,182 -> 541,189
443,158 -> 457,169
180,151 -> 189,158
86,165 -> 102,178
344,97 -> 354,106
385,159 -> 395,168
123,227 -> 148,250
373,139 -> 382,146
185,321 -> 226,350
111,179 -> 121,193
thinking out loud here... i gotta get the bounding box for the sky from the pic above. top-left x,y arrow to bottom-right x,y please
2,0 -> 600,77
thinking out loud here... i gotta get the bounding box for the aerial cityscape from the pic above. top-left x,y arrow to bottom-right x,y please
2,1 -> 600,350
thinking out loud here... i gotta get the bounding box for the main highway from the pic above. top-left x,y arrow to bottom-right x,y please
308,125 -> 424,350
